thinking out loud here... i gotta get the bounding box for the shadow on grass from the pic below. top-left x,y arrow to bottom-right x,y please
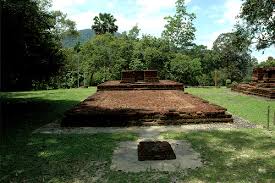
0,133 -> 137,183
162,130 -> 275,182
0,93 -> 81,145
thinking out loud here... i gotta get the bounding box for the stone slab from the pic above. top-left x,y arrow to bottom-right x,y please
110,140 -> 202,172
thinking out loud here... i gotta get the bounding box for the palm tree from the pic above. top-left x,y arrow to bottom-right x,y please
92,13 -> 118,35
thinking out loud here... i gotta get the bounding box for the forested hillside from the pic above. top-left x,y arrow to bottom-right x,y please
62,29 -> 95,48
62,29 -> 121,48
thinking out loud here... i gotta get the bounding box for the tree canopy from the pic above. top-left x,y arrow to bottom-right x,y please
162,0 -> 196,50
1,0 -> 77,91
91,13 -> 118,35
239,0 -> 275,49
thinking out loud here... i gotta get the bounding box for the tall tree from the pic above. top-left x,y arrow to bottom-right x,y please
128,24 -> 140,40
91,13 -> 118,35
239,0 -> 275,49
1,0 -> 77,91
212,30 -> 254,81
161,0 -> 196,50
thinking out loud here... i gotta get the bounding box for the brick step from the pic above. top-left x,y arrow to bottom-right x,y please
62,113 -> 233,127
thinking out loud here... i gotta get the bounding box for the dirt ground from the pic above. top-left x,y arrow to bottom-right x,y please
62,90 -> 233,126
71,90 -> 225,114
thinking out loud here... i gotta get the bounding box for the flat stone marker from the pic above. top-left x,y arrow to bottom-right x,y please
110,140 -> 202,172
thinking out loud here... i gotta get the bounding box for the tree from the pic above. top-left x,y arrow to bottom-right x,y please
169,54 -> 202,85
239,0 -> 275,49
128,24 -> 140,40
162,0 -> 196,50
91,13 -> 118,35
212,30 -> 254,82
1,0 -> 77,91
51,10 -> 79,38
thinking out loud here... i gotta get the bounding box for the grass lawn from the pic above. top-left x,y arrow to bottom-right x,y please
1,87 -> 275,182
186,87 -> 275,128
0,88 -> 97,141
161,129 -> 275,182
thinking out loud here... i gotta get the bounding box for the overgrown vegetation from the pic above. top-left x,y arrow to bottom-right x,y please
256,57 -> 275,68
56,0 -> 257,88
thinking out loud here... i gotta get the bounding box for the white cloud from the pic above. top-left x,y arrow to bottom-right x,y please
136,0 -> 176,13
251,47 -> 275,62
217,0 -> 242,24
69,11 -> 98,30
197,28 -> 233,49
51,0 -> 86,11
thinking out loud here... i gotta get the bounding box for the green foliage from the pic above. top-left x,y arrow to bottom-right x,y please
239,0 -> 275,49
59,30 -> 256,86
128,25 -> 141,40
129,59 -> 146,70
212,30 -> 254,82
231,81 -> 239,87
162,0 -> 196,49
225,79 -> 232,88
92,13 -> 118,35
196,74 -> 213,86
1,0 -> 77,91
169,54 -> 202,85
256,57 -> 275,68
92,67 -> 113,85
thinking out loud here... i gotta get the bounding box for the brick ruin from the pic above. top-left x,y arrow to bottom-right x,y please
232,67 -> 275,98
121,70 -> 160,83
62,70 -> 233,127
98,70 -> 183,91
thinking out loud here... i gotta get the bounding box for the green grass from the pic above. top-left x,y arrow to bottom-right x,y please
186,87 -> 275,127
1,87 -> 275,182
0,87 -> 97,143
1,133 -> 138,182
161,129 -> 275,182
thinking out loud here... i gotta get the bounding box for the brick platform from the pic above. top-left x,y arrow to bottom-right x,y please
121,70 -> 159,83
61,90 -> 233,127
232,82 -> 275,99
232,67 -> 275,99
98,80 -> 183,91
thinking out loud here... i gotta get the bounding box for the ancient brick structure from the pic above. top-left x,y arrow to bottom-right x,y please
62,70 -> 233,127
121,70 -> 159,83
232,67 -> 275,99
98,70 -> 183,91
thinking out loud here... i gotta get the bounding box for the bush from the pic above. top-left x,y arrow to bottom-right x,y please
231,81 -> 238,87
92,68 -> 112,85
225,79 -> 231,88
169,54 -> 202,85
129,58 -> 146,70
196,74 -> 213,86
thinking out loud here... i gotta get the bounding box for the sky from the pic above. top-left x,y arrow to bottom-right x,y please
51,0 -> 274,62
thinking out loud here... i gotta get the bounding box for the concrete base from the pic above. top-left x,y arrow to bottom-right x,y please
110,140 -> 202,172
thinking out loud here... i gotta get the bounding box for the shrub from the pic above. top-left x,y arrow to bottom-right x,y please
225,79 -> 231,88
231,81 -> 238,87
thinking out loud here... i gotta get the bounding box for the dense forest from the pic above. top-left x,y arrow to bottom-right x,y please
1,0 -> 274,91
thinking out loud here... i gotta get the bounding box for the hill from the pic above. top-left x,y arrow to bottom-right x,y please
62,29 -> 96,48
62,29 -> 121,48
